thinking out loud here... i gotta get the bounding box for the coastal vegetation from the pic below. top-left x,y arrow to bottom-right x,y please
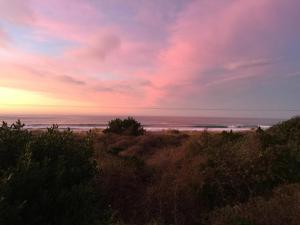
103,117 -> 145,136
0,117 -> 300,225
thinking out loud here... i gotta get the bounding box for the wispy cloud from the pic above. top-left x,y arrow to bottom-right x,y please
0,28 -> 9,47
146,0 -> 300,108
69,34 -> 122,61
0,0 -> 34,24
93,79 -> 153,94
57,75 -> 86,86
224,58 -> 277,71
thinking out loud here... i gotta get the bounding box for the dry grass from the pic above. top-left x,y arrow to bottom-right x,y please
89,118 -> 300,225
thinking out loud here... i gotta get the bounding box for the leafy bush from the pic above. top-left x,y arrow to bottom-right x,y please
0,122 -> 110,225
104,117 -> 145,136
0,120 -> 31,173
268,116 -> 300,145
1,117 -> 300,225
261,117 -> 300,185
210,184 -> 300,225
96,117 -> 300,225
186,119 -> 300,213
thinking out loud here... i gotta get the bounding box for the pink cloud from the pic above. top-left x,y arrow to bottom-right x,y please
224,58 -> 276,71
0,28 -> 9,47
1,0 -> 299,116
0,0 -> 34,24
0,0 -> 104,45
146,0 -> 300,106
0,43 -> 155,112
68,33 -> 122,62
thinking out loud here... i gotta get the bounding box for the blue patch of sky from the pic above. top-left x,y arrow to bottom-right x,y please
1,21 -> 76,56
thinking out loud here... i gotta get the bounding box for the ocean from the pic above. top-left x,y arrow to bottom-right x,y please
0,115 -> 284,131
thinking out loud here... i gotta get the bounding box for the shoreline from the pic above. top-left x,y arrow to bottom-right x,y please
27,126 -> 258,134
1,115 -> 280,132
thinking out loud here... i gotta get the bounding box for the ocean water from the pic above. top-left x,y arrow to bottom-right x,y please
0,115 -> 283,131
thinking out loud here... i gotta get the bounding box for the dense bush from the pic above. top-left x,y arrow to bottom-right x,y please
104,117 -> 145,136
1,117 -> 300,225
0,120 -> 31,173
259,117 -> 300,186
0,122 -> 109,225
96,117 -> 300,225
210,184 -> 300,225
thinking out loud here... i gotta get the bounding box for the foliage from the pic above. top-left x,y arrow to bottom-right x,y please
1,117 -> 300,225
104,117 -> 145,136
210,184 -> 300,225
0,122 -> 109,225
0,120 -> 30,173
96,117 -> 300,225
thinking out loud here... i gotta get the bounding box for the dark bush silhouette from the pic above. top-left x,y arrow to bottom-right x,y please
210,184 -> 300,225
104,117 -> 145,136
0,122 -> 109,225
1,117 -> 300,225
0,120 -> 30,173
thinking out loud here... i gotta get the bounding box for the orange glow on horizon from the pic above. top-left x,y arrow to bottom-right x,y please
0,87 -> 136,115
0,87 -> 91,114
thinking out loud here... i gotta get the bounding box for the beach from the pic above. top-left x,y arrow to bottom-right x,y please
0,115 -> 283,132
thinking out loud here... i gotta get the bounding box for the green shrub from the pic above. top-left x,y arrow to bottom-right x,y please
262,117 -> 300,185
0,120 -> 31,173
211,184 -> 300,225
104,117 -> 145,136
0,122 -> 110,225
190,118 -> 300,212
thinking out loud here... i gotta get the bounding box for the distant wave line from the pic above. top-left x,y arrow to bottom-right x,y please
1,103 -> 300,112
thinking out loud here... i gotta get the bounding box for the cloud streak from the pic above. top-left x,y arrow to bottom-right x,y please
57,75 -> 86,86
224,58 -> 277,71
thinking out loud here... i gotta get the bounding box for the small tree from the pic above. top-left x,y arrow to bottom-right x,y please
104,117 -> 145,136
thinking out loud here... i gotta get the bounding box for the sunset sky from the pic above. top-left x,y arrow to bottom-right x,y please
0,0 -> 299,118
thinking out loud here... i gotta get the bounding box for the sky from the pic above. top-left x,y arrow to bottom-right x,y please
0,0 -> 300,118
